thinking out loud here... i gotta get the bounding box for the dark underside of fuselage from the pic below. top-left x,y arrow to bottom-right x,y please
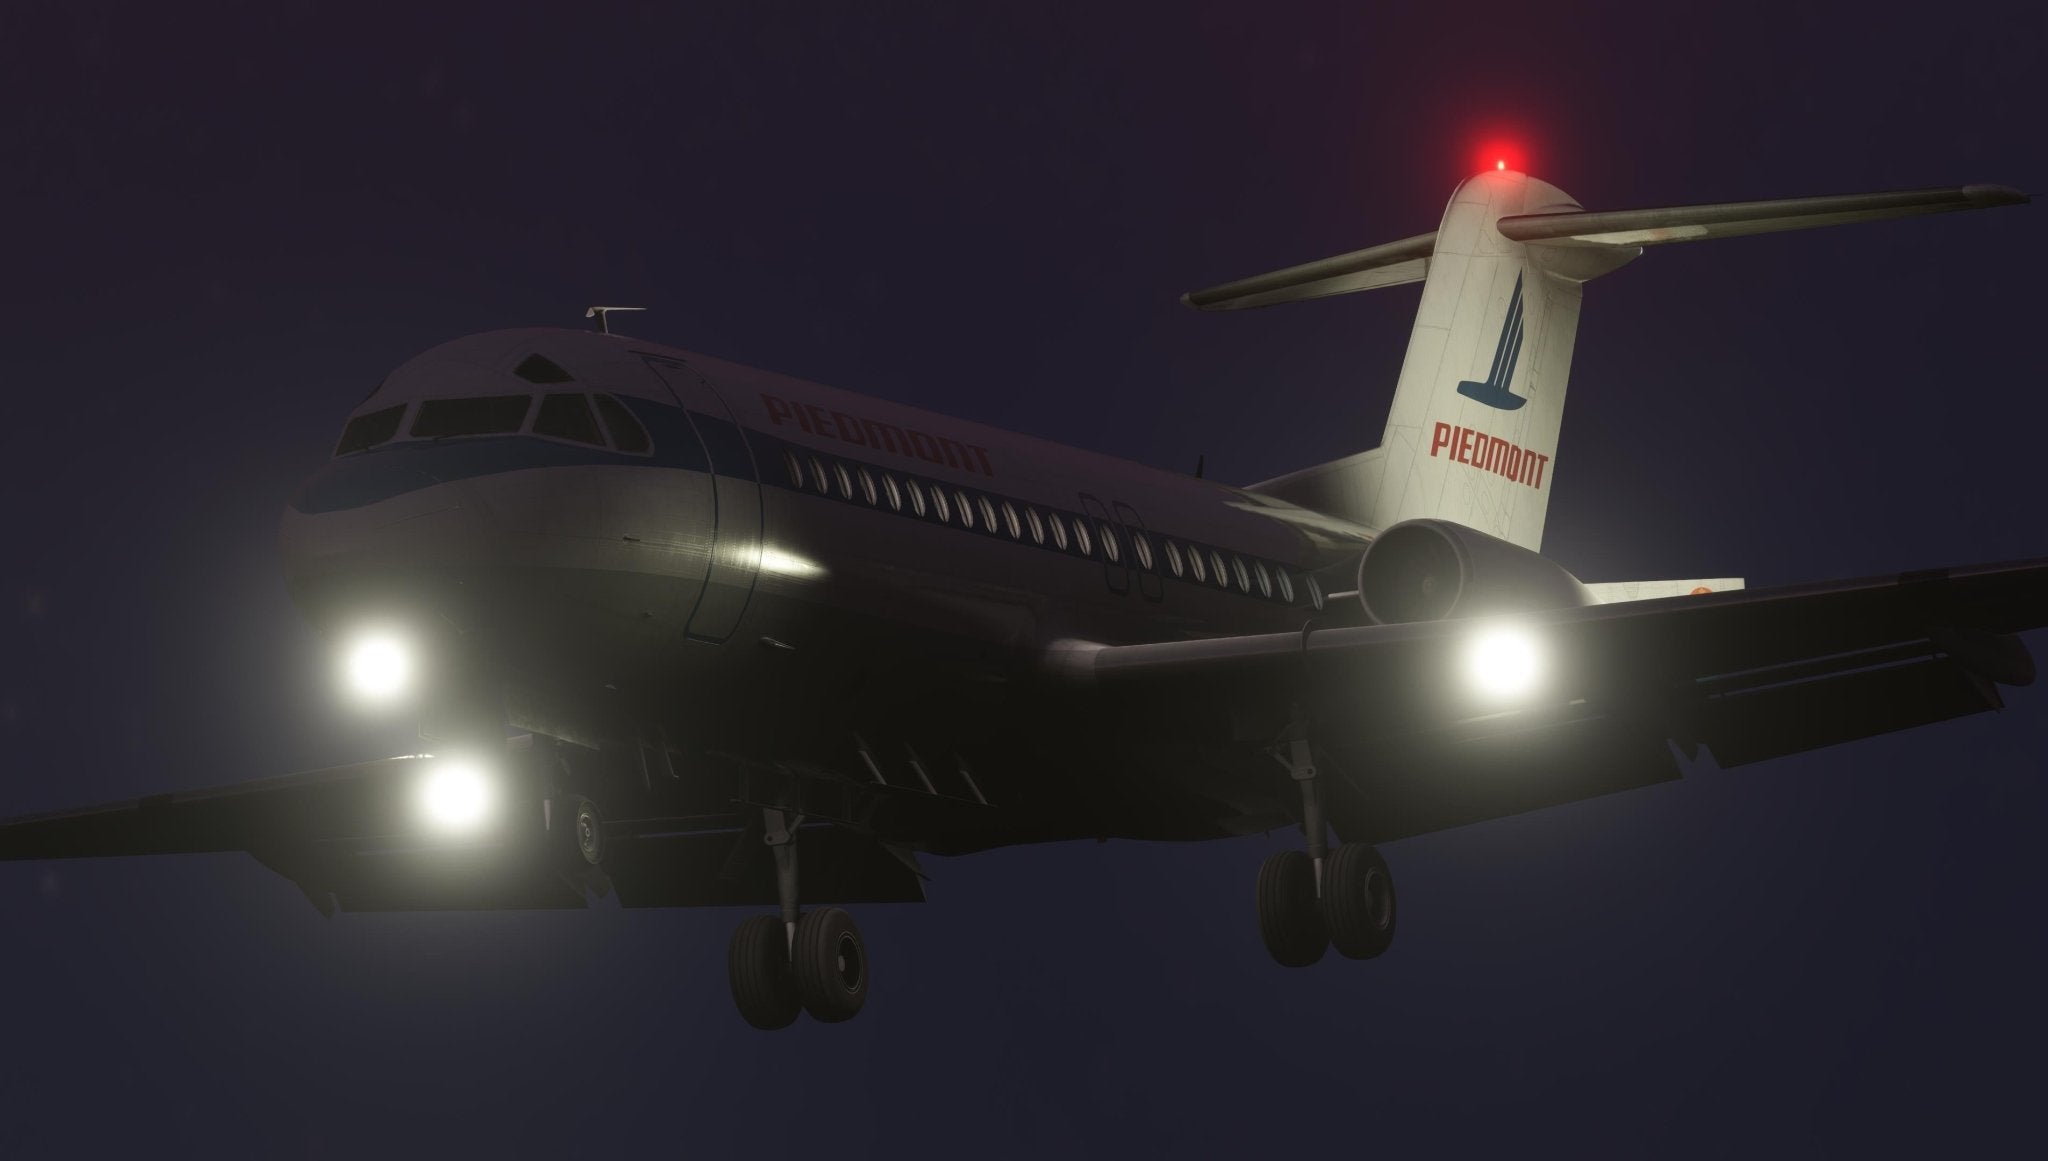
259,536 -> 1726,918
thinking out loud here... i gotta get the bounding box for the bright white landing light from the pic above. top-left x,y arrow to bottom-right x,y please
343,633 -> 413,702
1466,625 -> 1542,700
419,760 -> 494,830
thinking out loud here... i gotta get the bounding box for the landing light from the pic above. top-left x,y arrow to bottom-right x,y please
419,759 -> 495,831
1465,624 -> 1542,701
1496,159 -> 1506,171
343,631 -> 413,703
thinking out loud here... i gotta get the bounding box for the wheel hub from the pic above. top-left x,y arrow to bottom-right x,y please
834,932 -> 864,991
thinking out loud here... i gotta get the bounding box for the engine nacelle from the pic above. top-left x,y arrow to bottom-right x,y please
1355,519 -> 1591,624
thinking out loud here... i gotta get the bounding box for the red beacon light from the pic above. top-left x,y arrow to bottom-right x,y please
1473,141 -> 1525,175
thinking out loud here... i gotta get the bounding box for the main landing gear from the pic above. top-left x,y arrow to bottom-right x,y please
1256,715 -> 1398,967
726,807 -> 870,1029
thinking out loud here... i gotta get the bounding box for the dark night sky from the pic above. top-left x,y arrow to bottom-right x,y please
3,2 -> 2045,1155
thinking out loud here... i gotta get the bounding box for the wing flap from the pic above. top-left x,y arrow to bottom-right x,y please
1689,655 -> 2000,769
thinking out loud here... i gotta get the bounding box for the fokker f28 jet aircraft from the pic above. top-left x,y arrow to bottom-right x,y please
2,167 -> 2037,1029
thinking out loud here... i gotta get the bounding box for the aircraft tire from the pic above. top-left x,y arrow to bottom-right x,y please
728,915 -> 801,1030
792,907 -> 868,1023
550,794 -> 604,871
1256,849 -> 1327,967
1323,843 -> 1397,960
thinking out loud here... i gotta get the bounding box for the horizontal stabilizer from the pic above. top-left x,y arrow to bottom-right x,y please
1182,230 -> 1435,312
1498,184 -> 2027,249
1584,578 -> 1745,604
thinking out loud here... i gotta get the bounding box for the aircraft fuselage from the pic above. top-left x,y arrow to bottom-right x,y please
282,328 -> 1367,851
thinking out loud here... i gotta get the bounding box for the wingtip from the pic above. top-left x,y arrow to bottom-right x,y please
1961,183 -> 2029,206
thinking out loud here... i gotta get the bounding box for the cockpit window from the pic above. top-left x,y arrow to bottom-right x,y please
411,395 -> 532,439
532,393 -> 605,446
334,404 -> 406,456
592,394 -> 651,454
514,354 -> 575,384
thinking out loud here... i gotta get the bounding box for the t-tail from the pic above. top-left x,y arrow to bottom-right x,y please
1185,169 -> 2026,552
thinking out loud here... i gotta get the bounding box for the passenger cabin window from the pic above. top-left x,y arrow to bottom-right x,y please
930,486 -> 952,524
1132,531 -> 1155,572
334,404 -> 405,456
883,474 -> 904,511
1188,546 -> 1207,584
979,495 -> 999,533
834,461 -> 857,500
857,467 -> 879,505
1048,512 -> 1068,551
1276,568 -> 1295,603
1072,517 -> 1092,557
955,489 -> 975,529
1253,560 -> 1273,598
1000,500 -> 1022,540
1163,539 -> 1185,578
1026,508 -> 1046,545
1209,550 -> 1230,588
783,450 -> 806,488
905,479 -> 928,517
533,393 -> 605,446
593,395 -> 651,453
514,354 -> 575,384
412,395 -> 532,439
1099,522 -> 1121,564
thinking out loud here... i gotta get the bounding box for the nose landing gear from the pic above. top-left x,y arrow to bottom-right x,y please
547,793 -> 604,872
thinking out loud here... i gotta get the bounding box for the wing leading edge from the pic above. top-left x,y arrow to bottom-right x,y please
0,753 -> 924,914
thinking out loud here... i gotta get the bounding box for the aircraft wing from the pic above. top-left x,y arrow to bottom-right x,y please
1051,558 -> 2048,843
0,753 -> 923,913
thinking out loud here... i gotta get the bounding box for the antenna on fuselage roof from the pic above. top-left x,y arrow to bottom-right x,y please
584,305 -> 646,335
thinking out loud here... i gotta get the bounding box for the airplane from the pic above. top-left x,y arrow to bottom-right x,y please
2,162 -> 2037,1030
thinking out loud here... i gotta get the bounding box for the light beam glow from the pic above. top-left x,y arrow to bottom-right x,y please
343,632 -> 413,702
419,759 -> 494,831
1465,625 -> 1542,701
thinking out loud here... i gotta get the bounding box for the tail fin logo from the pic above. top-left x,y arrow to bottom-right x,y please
1456,274 -> 1529,411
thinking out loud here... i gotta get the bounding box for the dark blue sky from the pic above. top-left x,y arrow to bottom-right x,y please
2,2 -> 2044,1155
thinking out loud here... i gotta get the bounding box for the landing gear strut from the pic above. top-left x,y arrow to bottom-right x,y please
1255,709 -> 1398,967
726,808 -> 870,1029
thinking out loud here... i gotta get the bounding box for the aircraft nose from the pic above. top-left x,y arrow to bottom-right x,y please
279,455 -> 492,620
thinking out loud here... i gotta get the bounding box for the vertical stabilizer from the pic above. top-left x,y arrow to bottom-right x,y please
1364,171 -> 1632,550
1202,173 -> 2020,550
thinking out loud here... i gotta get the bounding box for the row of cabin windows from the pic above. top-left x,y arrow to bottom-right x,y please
779,448 -> 1323,609
334,393 -> 651,457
